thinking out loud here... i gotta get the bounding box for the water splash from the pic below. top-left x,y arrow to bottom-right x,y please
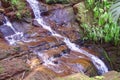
2,16 -> 36,45
27,0 -> 108,74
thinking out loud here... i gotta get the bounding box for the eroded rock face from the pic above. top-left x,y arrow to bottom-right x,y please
73,1 -> 93,25
46,7 -> 75,25
55,71 -> 120,80
0,58 -> 29,80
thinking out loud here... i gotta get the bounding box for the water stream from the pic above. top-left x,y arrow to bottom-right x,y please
26,0 -> 108,74
2,17 -> 24,45
1,16 -> 36,45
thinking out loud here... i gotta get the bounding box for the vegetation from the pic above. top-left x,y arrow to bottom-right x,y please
81,0 -> 120,45
4,0 -> 30,19
109,0 -> 120,22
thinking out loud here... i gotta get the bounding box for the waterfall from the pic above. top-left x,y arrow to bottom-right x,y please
2,17 -> 23,45
1,16 -> 36,45
26,0 -> 108,74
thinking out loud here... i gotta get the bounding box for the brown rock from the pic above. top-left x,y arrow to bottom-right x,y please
0,58 -> 29,80
103,71 -> 120,80
46,7 -> 75,25
24,66 -> 57,80
54,73 -> 90,80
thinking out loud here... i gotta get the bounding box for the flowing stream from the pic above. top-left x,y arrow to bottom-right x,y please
26,0 -> 108,74
1,16 -> 36,45
3,17 -> 24,45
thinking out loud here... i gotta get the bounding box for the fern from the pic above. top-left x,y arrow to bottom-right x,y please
109,0 -> 120,22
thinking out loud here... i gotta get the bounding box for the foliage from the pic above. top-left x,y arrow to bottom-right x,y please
90,76 -> 104,80
109,0 -> 120,22
81,0 -> 120,45
45,0 -> 69,4
4,0 -> 31,19
0,65 -> 5,74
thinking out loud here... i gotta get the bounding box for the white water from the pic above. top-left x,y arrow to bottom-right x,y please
3,17 -> 23,45
3,16 -> 36,45
27,0 -> 108,74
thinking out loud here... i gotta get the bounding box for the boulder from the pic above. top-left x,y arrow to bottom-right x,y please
73,2 -> 93,25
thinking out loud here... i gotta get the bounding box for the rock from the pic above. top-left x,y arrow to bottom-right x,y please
45,0 -> 69,4
44,0 -> 83,4
55,71 -> 120,80
24,66 -> 57,80
0,13 -> 5,25
0,1 -> 2,8
103,71 -> 120,80
69,0 -> 84,5
98,43 -> 120,71
33,19 -> 42,27
33,43 -> 97,76
73,2 -> 93,25
23,17 -> 32,23
0,25 -> 15,37
0,58 -> 29,80
46,7 -> 75,25
0,8 -> 4,13
55,73 -> 90,80
12,21 -> 33,33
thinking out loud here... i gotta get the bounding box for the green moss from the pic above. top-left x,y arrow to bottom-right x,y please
4,0 -> 31,19
0,65 -> 5,74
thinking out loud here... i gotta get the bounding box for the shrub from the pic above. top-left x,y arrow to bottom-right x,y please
81,0 -> 120,45
4,0 -> 31,19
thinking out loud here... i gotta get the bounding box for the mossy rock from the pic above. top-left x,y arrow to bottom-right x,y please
0,64 -> 5,74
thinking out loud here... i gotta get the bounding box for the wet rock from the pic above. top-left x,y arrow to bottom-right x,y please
55,71 -> 120,80
24,66 -> 56,80
33,20 -> 42,27
47,7 -> 75,25
23,17 -> 32,23
106,47 -> 120,71
0,25 -> 15,37
35,43 -> 97,76
0,58 -> 29,80
12,21 -> 33,33
37,2 -> 64,14
0,13 -> 5,25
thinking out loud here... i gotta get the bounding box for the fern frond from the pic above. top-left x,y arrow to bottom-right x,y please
109,0 -> 120,22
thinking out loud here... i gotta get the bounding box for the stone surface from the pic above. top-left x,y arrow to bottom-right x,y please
103,71 -> 120,80
73,1 -> 93,25
0,58 -> 29,80
55,71 -> 120,80
24,66 -> 57,80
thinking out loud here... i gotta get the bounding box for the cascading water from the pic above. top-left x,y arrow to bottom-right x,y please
1,16 -> 36,45
26,0 -> 108,74
2,16 -> 24,45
